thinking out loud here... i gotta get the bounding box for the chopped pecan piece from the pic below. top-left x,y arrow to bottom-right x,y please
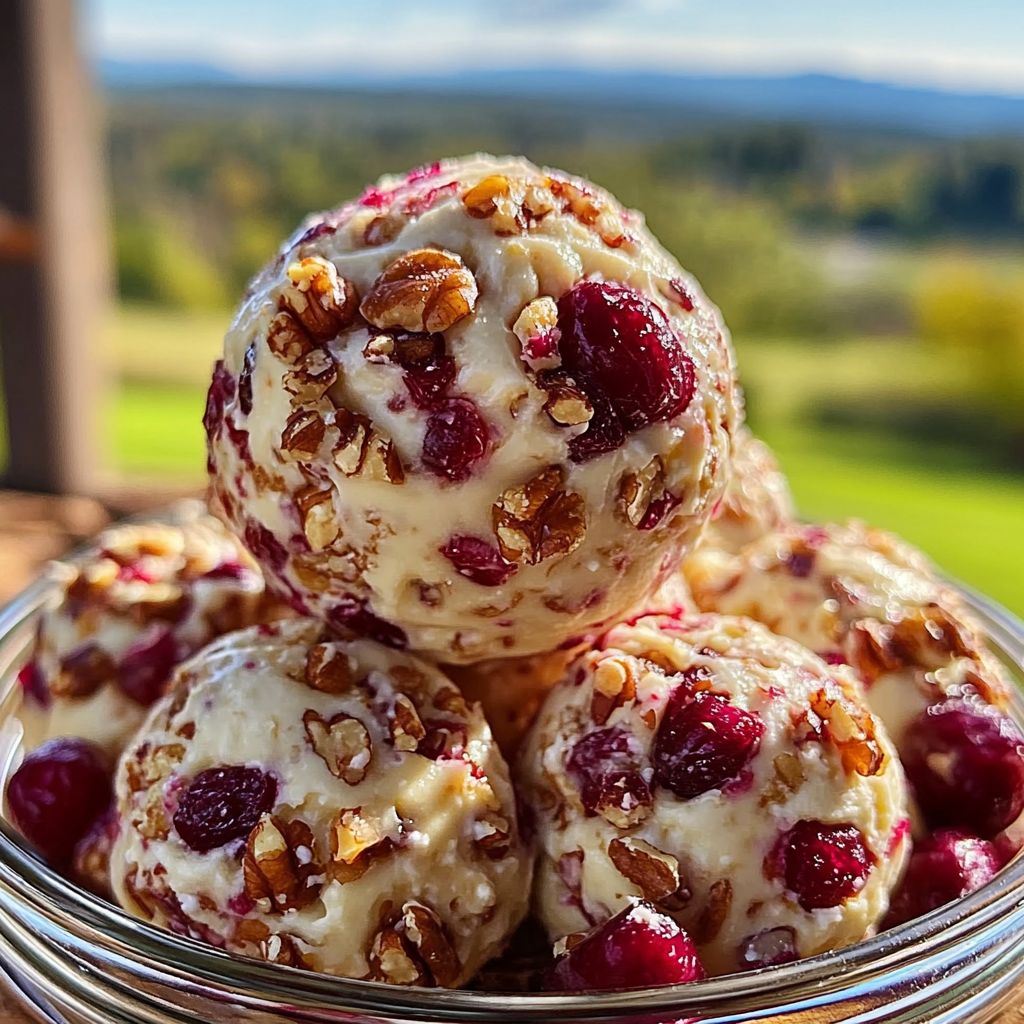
695,879 -> 734,944
492,466 -> 586,566
332,408 -> 405,483
329,806 -> 388,879
295,486 -> 339,550
243,814 -> 322,913
304,643 -> 354,694
391,693 -> 426,751
267,310 -> 315,363
279,409 -> 327,461
402,902 -> 461,987
432,684 -> 470,718
261,932 -> 314,970
845,618 -> 902,684
474,813 -> 512,860
54,644 -> 116,698
542,373 -> 594,427
284,256 -> 358,340
591,657 -> 637,725
513,296 -> 561,372
282,348 -> 339,404
368,920 -> 428,985
360,248 -> 478,334
608,836 -> 690,909
809,684 -> 886,777
549,178 -> 603,224
462,175 -> 527,234
620,456 -> 666,528
303,710 -> 372,783
759,752 -> 806,808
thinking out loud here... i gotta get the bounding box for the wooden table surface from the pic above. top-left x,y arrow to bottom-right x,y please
0,491 -> 1022,1023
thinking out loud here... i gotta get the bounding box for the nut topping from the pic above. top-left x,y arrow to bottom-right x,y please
243,813 -> 322,913
302,709 -> 372,784
282,349 -> 339,404
267,310 -> 315,363
295,487 -> 339,550
54,644 -> 116,698
474,813 -> 512,860
492,466 -> 586,566
591,657 -> 637,725
808,684 -> 886,777
402,902 -> 461,987
330,806 -> 387,873
304,644 -> 354,694
620,456 -> 666,528
360,248 -> 478,334
513,296 -> 562,372
279,409 -> 327,461
541,373 -> 594,427
462,175 -> 527,234
608,836 -> 690,909
391,693 -> 427,751
333,407 -> 405,484
368,920 -> 427,986
284,257 -> 358,340
695,879 -> 734,944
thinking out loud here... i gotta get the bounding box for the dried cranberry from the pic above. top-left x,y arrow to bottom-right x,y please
653,687 -> 764,799
785,550 -> 815,578
404,354 -> 456,408
243,521 -> 289,574
295,220 -> 336,246
238,343 -> 256,416
439,535 -> 517,586
203,361 -> 235,441
6,738 -> 111,867
638,492 -> 683,531
557,280 -> 695,433
883,828 -> 1000,929
737,927 -> 799,970
118,625 -> 178,706
566,728 -> 650,817
172,766 -> 277,852
421,398 -> 489,481
545,900 -> 705,991
327,598 -> 408,649
901,699 -> 1024,838
418,720 -> 468,761
17,659 -> 49,708
776,820 -> 872,910
201,562 -> 255,583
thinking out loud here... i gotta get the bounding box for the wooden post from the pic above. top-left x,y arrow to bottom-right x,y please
0,0 -> 110,494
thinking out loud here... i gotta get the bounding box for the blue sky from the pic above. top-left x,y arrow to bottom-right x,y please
84,0 -> 1024,95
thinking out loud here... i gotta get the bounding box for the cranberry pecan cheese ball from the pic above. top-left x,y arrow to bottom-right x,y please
110,619 -> 530,986
697,426 -> 794,554
518,612 -> 910,976
683,521 -> 1024,840
205,154 -> 739,662
17,503 -> 268,758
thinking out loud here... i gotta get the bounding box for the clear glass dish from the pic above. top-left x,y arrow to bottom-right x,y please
0,572 -> 1022,1024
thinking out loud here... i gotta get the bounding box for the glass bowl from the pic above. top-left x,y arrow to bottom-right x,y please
0,572 -> 1023,1024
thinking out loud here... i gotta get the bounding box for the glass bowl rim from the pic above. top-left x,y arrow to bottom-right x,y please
0,570 -> 1021,1018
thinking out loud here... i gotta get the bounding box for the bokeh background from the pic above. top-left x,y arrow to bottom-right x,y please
4,0 -> 1024,612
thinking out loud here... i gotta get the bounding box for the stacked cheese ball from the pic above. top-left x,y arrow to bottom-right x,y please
7,154 -> 1023,995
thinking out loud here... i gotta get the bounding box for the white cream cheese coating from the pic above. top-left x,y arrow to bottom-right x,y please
518,612 -> 910,976
110,618 -> 531,986
206,154 -> 739,663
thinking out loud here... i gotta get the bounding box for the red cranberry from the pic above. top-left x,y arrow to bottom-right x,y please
404,354 -> 456,408
901,699 -> 1024,839
653,686 -> 764,799
200,562 -> 256,583
17,659 -> 49,708
6,738 -> 111,867
546,900 -> 706,991
172,766 -> 277,852
238,343 -> 256,416
439,535 -> 517,586
556,280 -> 695,433
737,926 -> 799,970
243,521 -> 290,574
118,625 -> 178,706
775,820 -> 872,910
884,828 -> 1000,929
785,550 -> 816,578
203,361 -> 235,441
566,727 -> 651,817
295,220 -> 337,246
327,598 -> 408,649
421,398 -> 489,481
638,492 -> 683,531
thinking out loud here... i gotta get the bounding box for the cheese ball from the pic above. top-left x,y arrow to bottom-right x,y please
699,426 -> 794,553
683,520 -> 1013,749
18,503 -> 269,757
111,619 -> 531,986
519,612 -> 910,976
206,154 -> 739,663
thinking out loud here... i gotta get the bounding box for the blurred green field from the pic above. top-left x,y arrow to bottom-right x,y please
104,306 -> 1024,618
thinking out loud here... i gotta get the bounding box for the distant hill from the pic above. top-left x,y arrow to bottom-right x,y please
97,61 -> 1024,137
